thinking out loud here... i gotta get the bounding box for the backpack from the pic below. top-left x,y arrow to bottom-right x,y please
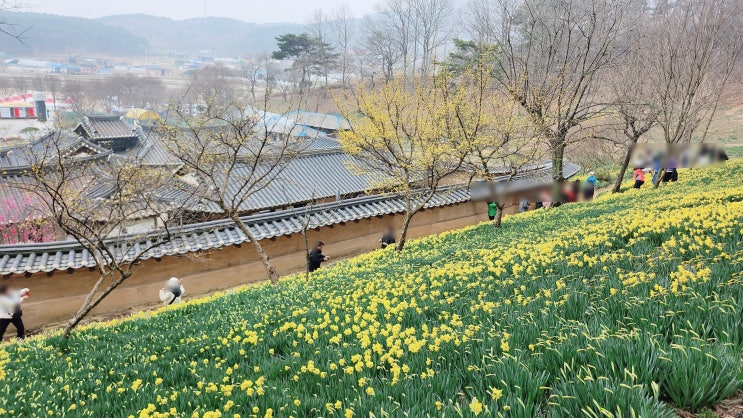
168,287 -> 182,305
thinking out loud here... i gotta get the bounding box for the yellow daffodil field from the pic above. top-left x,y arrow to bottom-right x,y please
1,162 -> 743,417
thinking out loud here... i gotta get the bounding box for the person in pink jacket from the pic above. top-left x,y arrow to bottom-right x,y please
633,167 -> 646,189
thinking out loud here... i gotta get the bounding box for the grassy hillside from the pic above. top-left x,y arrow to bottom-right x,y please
0,162 -> 742,417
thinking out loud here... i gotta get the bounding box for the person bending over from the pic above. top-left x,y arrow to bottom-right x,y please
308,241 -> 330,272
159,277 -> 185,306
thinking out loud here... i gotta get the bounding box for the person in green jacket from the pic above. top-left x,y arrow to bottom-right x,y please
487,202 -> 498,221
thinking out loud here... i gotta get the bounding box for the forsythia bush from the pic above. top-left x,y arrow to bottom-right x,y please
0,162 -> 742,417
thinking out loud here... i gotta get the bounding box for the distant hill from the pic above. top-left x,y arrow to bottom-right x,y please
0,12 -> 304,58
0,11 -> 148,56
97,14 -> 304,56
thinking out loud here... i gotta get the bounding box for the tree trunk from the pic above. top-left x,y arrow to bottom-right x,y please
551,141 -> 566,201
493,203 -> 505,228
612,140 -> 637,193
395,212 -> 414,252
653,168 -> 665,189
231,215 -> 279,285
303,229 -> 310,280
64,271 -> 131,338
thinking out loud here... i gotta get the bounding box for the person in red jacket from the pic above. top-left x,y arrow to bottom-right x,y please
633,167 -> 645,189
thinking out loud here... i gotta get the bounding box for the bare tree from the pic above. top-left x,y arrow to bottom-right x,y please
185,64 -> 238,111
379,0 -> 416,76
472,0 -> 635,199
241,58 -> 263,101
35,75 -> 62,123
361,16 -> 402,82
9,75 -> 29,96
647,0 -> 743,186
307,10 -> 341,92
413,0 -> 453,75
0,0 -> 29,40
21,134 -> 188,337
160,87 -> 305,284
329,4 -> 356,86
63,78 -> 106,118
103,74 -> 166,110
592,7 -> 660,193
0,77 -> 16,98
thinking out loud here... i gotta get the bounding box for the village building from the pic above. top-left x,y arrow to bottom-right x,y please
284,110 -> 352,137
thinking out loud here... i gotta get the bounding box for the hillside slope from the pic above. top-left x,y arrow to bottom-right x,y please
0,12 -> 303,57
97,14 -> 303,56
0,162 -> 742,417
0,12 -> 148,56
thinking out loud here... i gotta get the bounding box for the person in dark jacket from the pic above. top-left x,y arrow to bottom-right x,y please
379,227 -> 396,249
663,156 -> 678,182
308,241 -> 330,272
518,199 -> 530,213
584,172 -> 597,200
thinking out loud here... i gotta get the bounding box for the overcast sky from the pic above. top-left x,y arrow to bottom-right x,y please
22,0 -> 380,24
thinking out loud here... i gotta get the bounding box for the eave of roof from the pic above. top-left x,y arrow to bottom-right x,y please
0,185 -> 470,275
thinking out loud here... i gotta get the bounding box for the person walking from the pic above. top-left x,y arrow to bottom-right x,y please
633,167 -> 645,189
518,199 -> 530,213
586,172 -> 598,189
539,190 -> 552,209
308,241 -> 330,273
565,180 -> 581,203
584,172 -> 598,200
0,285 -> 29,340
159,277 -> 185,306
487,202 -> 498,221
652,153 -> 663,184
379,227 -> 396,249
663,156 -> 678,182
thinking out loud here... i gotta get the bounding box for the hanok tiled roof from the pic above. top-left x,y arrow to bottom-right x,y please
0,186 -> 470,275
190,150 -> 385,214
118,127 -> 181,168
0,131 -> 112,176
74,115 -> 139,141
0,173 -> 94,224
285,111 -> 352,132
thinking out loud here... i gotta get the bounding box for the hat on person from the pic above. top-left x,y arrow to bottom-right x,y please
167,277 -> 181,289
590,172 -> 595,175
317,240 -> 325,247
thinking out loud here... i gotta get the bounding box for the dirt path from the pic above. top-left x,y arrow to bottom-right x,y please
6,211 -> 487,339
